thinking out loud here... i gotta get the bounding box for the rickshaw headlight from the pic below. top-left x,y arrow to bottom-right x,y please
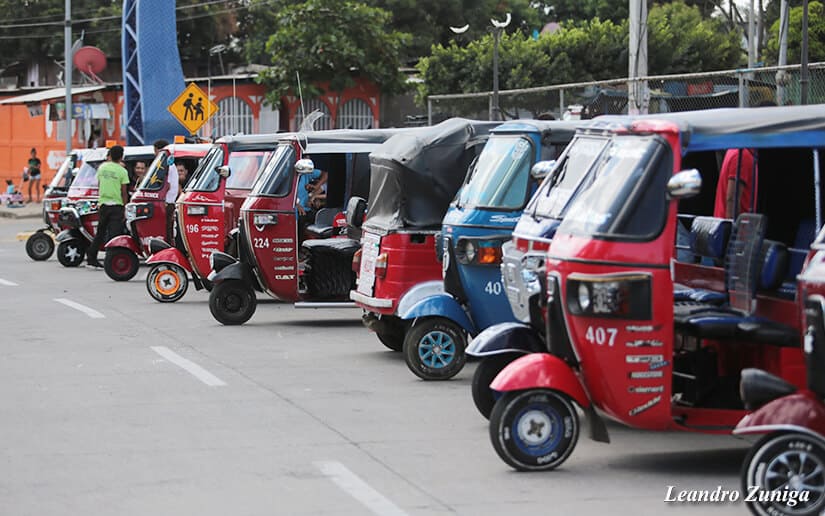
457,238 -> 506,265
567,274 -> 652,319
577,283 -> 591,311
253,213 -> 278,226
187,205 -> 208,216
462,240 -> 477,263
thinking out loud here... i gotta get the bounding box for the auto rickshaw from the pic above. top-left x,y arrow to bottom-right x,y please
55,145 -> 155,267
102,143 -> 210,281
144,134 -> 278,302
385,120 -> 577,381
486,105 -> 824,471
350,119 -> 499,351
467,126 -> 614,416
25,149 -> 85,261
206,128 -> 402,325
736,226 -> 825,516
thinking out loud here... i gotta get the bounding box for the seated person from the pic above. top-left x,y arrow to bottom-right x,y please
295,167 -> 328,234
4,179 -> 24,206
714,148 -> 757,219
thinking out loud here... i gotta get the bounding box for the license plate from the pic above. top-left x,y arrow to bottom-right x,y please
357,232 -> 381,296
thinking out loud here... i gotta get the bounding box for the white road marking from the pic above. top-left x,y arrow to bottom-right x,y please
315,461 -> 408,516
0,278 -> 18,286
53,298 -> 105,318
150,346 -> 226,387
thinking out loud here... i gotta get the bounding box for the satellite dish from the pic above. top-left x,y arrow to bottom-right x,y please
450,24 -> 470,34
73,46 -> 107,83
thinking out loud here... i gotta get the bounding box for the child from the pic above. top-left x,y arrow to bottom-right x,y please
4,179 -> 24,207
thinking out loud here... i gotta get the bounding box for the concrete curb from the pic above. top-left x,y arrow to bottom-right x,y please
0,208 -> 42,219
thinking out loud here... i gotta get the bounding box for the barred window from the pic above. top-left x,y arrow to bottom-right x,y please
211,96 -> 253,137
294,98 -> 332,130
336,98 -> 373,129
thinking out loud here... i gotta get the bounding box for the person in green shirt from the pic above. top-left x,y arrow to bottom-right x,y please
86,145 -> 130,268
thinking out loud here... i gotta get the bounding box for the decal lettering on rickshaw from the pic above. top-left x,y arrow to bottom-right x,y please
190,194 -> 214,203
629,395 -> 662,416
649,360 -> 670,371
201,241 -> 219,247
626,339 -> 663,348
629,371 -> 663,379
142,192 -> 160,199
484,281 -> 503,296
201,225 -> 219,232
273,256 -> 293,262
274,266 -> 292,271
275,275 -> 294,280
626,325 -> 656,332
585,326 -> 618,347
273,247 -> 293,253
201,233 -> 219,239
628,386 -> 665,394
253,237 -> 270,249
626,354 -> 664,364
202,218 -> 219,223
271,238 -> 293,244
185,223 -> 199,233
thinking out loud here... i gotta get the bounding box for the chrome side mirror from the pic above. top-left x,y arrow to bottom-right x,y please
295,158 -> 315,175
667,169 -> 702,199
217,166 -> 231,178
530,160 -> 557,180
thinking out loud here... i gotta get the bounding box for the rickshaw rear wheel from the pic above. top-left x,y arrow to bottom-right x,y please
26,231 -> 54,261
472,353 -> 520,420
377,331 -> 404,352
104,247 -> 139,281
209,279 -> 257,325
742,432 -> 825,516
57,240 -> 86,267
146,263 -> 189,303
403,317 -> 467,380
489,389 -> 579,472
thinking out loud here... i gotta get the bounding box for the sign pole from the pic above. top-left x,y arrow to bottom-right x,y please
64,0 -> 72,156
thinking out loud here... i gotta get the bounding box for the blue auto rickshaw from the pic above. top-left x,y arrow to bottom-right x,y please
398,120 -> 577,380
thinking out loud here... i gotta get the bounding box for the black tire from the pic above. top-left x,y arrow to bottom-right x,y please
307,251 -> 353,299
403,317 -> 467,380
377,331 -> 404,352
104,247 -> 139,281
209,279 -> 257,325
742,432 -> 825,516
146,263 -> 189,303
56,240 -> 86,267
489,389 -> 579,471
472,353 -> 520,420
26,232 -> 54,261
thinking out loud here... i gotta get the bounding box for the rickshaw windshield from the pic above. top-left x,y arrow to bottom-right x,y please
528,136 -> 608,220
137,151 -> 170,192
71,160 -> 103,188
456,135 -> 533,210
251,145 -> 296,196
188,146 -> 226,192
558,136 -> 670,240
226,151 -> 271,190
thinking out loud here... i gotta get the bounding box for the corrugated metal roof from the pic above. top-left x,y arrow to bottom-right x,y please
0,85 -> 106,105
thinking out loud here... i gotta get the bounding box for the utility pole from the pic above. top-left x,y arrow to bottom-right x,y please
801,0 -> 810,105
628,0 -> 649,114
64,0 -> 72,156
748,0 -> 756,68
777,0 -> 789,104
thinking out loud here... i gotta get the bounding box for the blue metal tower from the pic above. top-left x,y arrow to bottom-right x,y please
122,0 -> 185,144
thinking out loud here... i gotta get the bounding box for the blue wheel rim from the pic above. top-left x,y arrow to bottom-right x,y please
417,330 -> 456,369
511,403 -> 564,457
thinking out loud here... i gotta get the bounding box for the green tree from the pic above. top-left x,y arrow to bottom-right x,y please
255,0 -> 410,107
766,1 -> 825,64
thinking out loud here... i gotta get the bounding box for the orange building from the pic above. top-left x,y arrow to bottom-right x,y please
0,76 -> 381,188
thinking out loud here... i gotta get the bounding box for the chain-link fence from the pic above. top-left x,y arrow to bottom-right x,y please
426,63 -> 825,123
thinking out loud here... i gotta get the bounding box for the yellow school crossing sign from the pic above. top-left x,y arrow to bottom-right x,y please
168,83 -> 218,135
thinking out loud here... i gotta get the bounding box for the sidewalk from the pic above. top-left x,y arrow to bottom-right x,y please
0,202 -> 43,220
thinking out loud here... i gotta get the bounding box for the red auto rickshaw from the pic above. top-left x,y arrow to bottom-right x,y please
55,145 -> 155,267
487,106 -> 824,471
144,134 -> 277,302
206,128 -> 403,325
25,148 -> 84,261
736,225 -> 825,515
102,143 -> 211,281
350,119 -> 497,349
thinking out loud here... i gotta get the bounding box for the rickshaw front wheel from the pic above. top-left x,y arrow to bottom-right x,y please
146,263 -> 189,303
26,231 -> 54,261
104,247 -> 139,281
489,389 -> 579,472
57,240 -> 86,268
472,353 -> 520,420
742,432 -> 825,516
209,279 -> 257,325
403,317 -> 467,380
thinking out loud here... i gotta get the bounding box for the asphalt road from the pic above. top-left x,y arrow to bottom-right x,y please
0,217 -> 748,516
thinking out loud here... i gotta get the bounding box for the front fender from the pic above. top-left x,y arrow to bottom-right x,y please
396,281 -> 444,317
466,322 -> 544,357
55,229 -> 82,242
491,353 -> 590,409
146,247 -> 192,272
401,293 -> 475,335
104,234 -> 140,253
734,391 -> 825,438
210,261 -> 256,287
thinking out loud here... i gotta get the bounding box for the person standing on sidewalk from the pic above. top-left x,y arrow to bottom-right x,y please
86,145 -> 129,268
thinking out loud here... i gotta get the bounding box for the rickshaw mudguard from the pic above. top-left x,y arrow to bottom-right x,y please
104,234 -> 140,254
466,322 -> 543,357
400,293 -> 476,335
210,260 -> 256,288
55,229 -> 82,242
491,352 -> 590,409
146,247 -> 192,272
734,391 -> 825,438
